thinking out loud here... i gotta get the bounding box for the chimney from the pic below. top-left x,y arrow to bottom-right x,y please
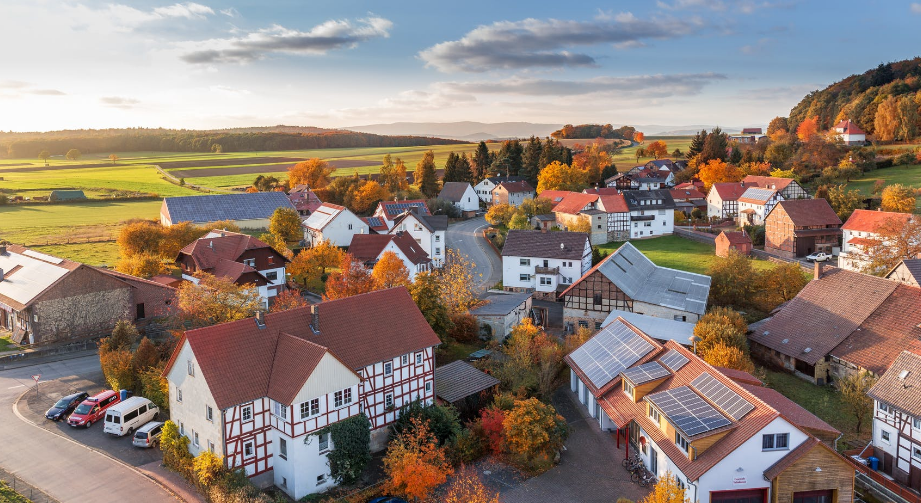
814,261 -> 823,280
0,268 -> 4,282
0,245 -> 5,255
310,304 -> 320,333
254,310 -> 266,329
209,240 -> 214,250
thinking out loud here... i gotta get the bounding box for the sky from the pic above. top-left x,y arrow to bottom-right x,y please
2,0 -> 921,132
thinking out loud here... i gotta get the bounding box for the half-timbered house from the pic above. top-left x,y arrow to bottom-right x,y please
741,176 -> 810,201
867,350 -> 921,492
764,199 -> 842,259
737,187 -> 783,226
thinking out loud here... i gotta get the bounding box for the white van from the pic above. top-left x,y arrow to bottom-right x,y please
103,397 -> 159,436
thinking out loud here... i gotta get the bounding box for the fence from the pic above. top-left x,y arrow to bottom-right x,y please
842,449 -> 921,503
674,227 -> 717,245
0,338 -> 97,366
0,471 -> 58,503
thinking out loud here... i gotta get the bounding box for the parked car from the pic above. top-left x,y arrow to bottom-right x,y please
132,421 -> 164,448
45,391 -> 89,421
68,390 -> 120,428
368,498 -> 408,503
103,396 -> 159,436
806,252 -> 831,262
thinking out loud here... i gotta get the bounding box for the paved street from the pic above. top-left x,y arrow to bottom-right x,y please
446,216 -> 502,292
0,355 -> 177,503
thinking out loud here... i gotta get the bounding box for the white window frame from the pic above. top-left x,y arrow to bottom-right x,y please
623,380 -> 634,397
335,391 -> 343,408
177,388 -> 183,403
882,430 -> 891,443
675,431 -> 689,452
425,381 -> 432,393
385,393 -> 394,409
241,405 -> 252,422
279,438 -> 288,460
188,360 -> 194,376
272,400 -> 288,420
206,405 -> 213,422
914,447 -> 921,460
416,352 -> 423,365
344,388 -> 352,405
300,398 -> 320,420
401,354 -> 409,365
319,432 -> 330,453
208,440 -> 215,453
384,362 -> 393,376
648,405 -> 660,424
243,441 -> 254,458
762,433 -> 789,451
520,258 -> 530,266
316,474 -> 327,486
194,431 -> 199,447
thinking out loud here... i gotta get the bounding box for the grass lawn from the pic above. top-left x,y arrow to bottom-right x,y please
0,336 -> 15,352
610,136 -> 693,170
596,235 -> 776,276
847,163 -> 921,209
436,341 -> 485,366
0,480 -> 30,503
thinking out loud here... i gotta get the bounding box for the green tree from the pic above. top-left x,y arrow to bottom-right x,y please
473,141 -> 491,182
822,184 -> 863,221
707,249 -> 756,307
839,370 -> 876,433
687,129 -> 707,159
521,136 -> 543,186
414,150 -> 439,198
701,127 -> 728,162
391,399 -> 462,446
508,211 -> 531,230
323,413 -> 372,485
38,150 -> 51,165
65,148 -> 81,160
442,151 -> 461,183
410,271 -> 453,340
519,197 -> 554,219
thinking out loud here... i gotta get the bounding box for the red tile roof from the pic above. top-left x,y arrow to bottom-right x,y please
266,333 -> 344,406
835,120 -> 866,135
350,232 -> 431,266
868,350 -> 921,416
535,190 -> 570,206
583,187 -> 620,196
177,231 -> 282,271
714,366 -> 762,385
669,188 -> 705,200
718,231 -> 752,246
710,182 -> 758,201
288,185 -> 323,214
770,199 -> 842,228
553,193 -> 599,215
598,194 -> 629,213
675,181 -> 704,190
495,181 -> 534,193
741,175 -> 795,192
842,209 -> 913,233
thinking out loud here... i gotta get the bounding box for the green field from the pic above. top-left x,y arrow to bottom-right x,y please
596,234 -> 776,276
610,136 -> 693,170
847,163 -> 921,208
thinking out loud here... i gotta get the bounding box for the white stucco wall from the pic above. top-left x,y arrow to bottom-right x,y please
629,209 -> 674,239
307,211 -> 368,248
166,340 -> 224,457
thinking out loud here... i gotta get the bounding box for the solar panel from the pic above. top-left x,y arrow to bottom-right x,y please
659,349 -> 689,371
647,386 -> 731,437
690,372 -> 755,420
569,321 -> 656,389
622,361 -> 671,385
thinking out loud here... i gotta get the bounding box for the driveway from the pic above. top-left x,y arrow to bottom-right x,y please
446,216 -> 502,292
0,355 -> 177,503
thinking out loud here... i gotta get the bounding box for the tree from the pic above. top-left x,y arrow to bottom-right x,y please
642,473 -> 687,503
116,253 -> 167,278
521,136 -> 543,186
65,148 -> 81,160
410,272 -> 453,340
100,348 -> 135,391
824,184 -> 864,221
383,417 -> 453,502
137,364 -> 169,413
443,468 -> 501,503
131,336 -> 161,371
572,142 -> 614,186
210,143 -> 223,153
177,273 -> 262,328
752,262 -> 808,312
324,254 -> 376,300
109,154 -> 119,165
381,154 -> 410,193
700,127 -> 728,162
503,398 -> 569,471
252,174 -> 281,192
414,150 -> 439,198
519,197 -> 554,219
438,249 -> 480,314
645,140 -> 668,159
269,290 -> 309,312
442,152 -> 461,183
372,251 -> 411,289
99,319 -> 139,353
288,158 -> 333,189
897,95 -> 919,141
536,161 -> 588,193
323,413 -> 372,485
635,147 -> 645,163
508,211 -> 530,230
767,117 -> 789,137
694,307 -> 749,355
193,451 -> 223,486
351,180 -> 390,215
687,129 -> 707,159
288,240 -> 345,292
480,407 -> 506,455
859,215 -> 921,275
567,217 -> 592,234
874,96 -> 900,142
633,131 -> 645,143
38,150 -> 51,165
257,232 -> 293,261
391,399 -> 462,446
268,207 -> 302,242
698,159 -> 742,192
796,116 -> 820,141
702,342 -> 755,373
839,370 -> 876,433
881,183 -> 917,213
485,203 -> 516,227
473,141 -> 491,182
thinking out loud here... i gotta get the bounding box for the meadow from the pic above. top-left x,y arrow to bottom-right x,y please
611,136 -> 693,170
846,162 -> 921,208
596,234 -> 777,276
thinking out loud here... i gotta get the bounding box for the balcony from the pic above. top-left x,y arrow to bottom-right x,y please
535,266 -> 559,275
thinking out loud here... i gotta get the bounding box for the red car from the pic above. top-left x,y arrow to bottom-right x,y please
68,390 -> 120,428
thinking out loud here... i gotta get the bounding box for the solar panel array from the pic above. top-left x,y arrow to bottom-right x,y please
385,202 -> 429,216
622,361 -> 671,385
660,349 -> 689,371
569,321 -> 655,389
646,386 -> 731,436
690,372 -> 755,420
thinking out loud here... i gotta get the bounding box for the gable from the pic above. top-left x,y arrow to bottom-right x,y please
290,352 -> 362,406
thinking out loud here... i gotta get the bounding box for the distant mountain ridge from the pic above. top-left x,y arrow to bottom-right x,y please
343,121 -> 755,139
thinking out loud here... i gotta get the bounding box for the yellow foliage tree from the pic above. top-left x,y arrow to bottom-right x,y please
288,158 -> 333,189
567,217 -> 592,234
438,249 -> 480,314
769,168 -> 796,180
288,240 -> 345,292
485,203 -> 516,227
503,397 -> 569,470
100,348 -> 135,392
193,451 -> 224,486
698,159 -> 742,192
351,180 -> 391,215
269,207 -> 303,243
372,251 -> 411,289
508,211 -> 531,230
536,161 -> 588,193
642,473 -> 687,503
881,183 -> 917,213
874,96 -> 900,142
383,417 -> 453,501
115,253 -> 167,279
702,342 -> 755,373
176,273 -> 263,328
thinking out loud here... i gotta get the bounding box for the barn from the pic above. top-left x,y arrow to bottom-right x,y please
160,192 -> 296,229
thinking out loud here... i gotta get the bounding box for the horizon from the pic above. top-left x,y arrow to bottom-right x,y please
2,1 -> 921,133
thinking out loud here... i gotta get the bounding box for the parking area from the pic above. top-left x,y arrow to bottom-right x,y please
17,371 -> 164,468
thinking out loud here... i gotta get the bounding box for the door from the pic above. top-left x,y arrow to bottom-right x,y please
650,448 -> 658,474
793,490 -> 834,503
136,303 -> 145,320
710,488 -> 767,503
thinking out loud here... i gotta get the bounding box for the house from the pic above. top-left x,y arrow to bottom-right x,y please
764,199 -> 842,259
468,291 -> 533,339
361,216 -> 388,234
749,265 -> 921,384
372,200 -> 431,229
867,350 -> 921,491
669,188 -> 707,216
706,182 -> 759,219
737,187 -> 783,226
347,232 -> 432,281
741,176 -> 810,201
438,182 -> 479,215
531,214 -> 556,231
597,194 -> 631,242
645,159 -> 681,175
0,245 -> 175,344
622,190 -> 676,239
434,361 -> 500,421
287,185 -> 323,217
559,242 -> 711,330
566,318 -> 854,503
501,230 -> 591,299
303,203 -> 369,248
551,192 -> 608,245
599,309 -> 695,347
176,230 -> 289,305
49,190 -> 86,202
491,181 -> 535,206
606,169 -> 671,191
838,209 -> 913,273
715,231 -> 752,257
583,187 -> 620,196
473,175 -> 525,204
162,288 -> 441,500
886,259 -> 921,287
833,119 -> 867,146
742,128 -> 763,135
160,192 -> 296,228
388,209 -> 448,267
674,181 -> 704,191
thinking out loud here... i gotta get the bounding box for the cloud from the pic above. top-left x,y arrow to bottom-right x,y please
0,81 -> 66,97
437,73 -> 727,97
100,96 -> 140,109
740,38 -> 772,54
64,2 -> 215,32
656,0 -> 793,13
153,3 -> 214,19
220,7 -> 240,17
28,89 -> 67,96
0,80 -> 31,89
418,14 -> 704,73
179,17 -> 392,64
330,89 -> 477,120
209,85 -> 251,96
912,3 -> 921,13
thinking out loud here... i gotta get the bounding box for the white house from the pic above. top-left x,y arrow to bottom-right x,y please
438,182 -> 479,214
566,319 -> 855,503
838,209 -> 913,273
348,232 -> 433,281
737,187 -> 783,226
373,200 -> 431,229
834,119 -> 867,146
622,190 -> 676,239
388,210 -> 448,267
867,350 -> 921,493
303,203 -> 369,248
473,175 -> 525,204
164,288 -> 441,500
706,182 -> 758,220
500,230 -> 591,299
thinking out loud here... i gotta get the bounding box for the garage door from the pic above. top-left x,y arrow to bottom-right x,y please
710,488 -> 767,503
793,490 -> 833,503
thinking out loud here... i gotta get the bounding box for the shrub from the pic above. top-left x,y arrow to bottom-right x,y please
193,451 -> 224,486
391,399 -> 462,446
448,427 -> 485,465
503,398 -> 569,472
324,413 -> 372,485
479,407 -> 506,455
448,313 -> 480,343
160,420 -> 193,476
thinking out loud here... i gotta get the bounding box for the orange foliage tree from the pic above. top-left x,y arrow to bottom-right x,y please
634,131 -> 645,143
645,140 -> 668,159
702,342 -> 755,373
323,254 -> 377,300
642,472 -> 687,503
371,251 -> 411,289
383,417 -> 453,501
479,407 -> 506,455
796,116 -> 820,141
176,273 -> 263,328
443,467 -> 501,503
881,184 -> 917,213
698,159 -> 742,192
288,158 -> 333,189
288,240 -> 345,293
350,180 -> 391,215
270,290 -> 310,313
536,161 -> 588,193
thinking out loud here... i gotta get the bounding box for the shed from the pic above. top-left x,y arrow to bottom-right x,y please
469,292 -> 533,339
49,190 -> 87,202
715,230 -> 752,257
435,360 -> 500,420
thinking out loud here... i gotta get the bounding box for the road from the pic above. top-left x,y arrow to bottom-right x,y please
446,216 -> 502,292
0,355 -> 176,503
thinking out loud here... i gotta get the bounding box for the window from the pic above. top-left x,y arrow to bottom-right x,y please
265,271 -> 278,282
180,422 -> 185,436
675,431 -> 689,452
384,362 -> 393,375
578,320 -> 588,328
425,381 -> 432,393
206,406 -> 213,422
520,258 -> 531,266
385,394 -> 394,409
673,315 -> 687,322
335,391 -> 344,408
435,235 -> 440,242
623,380 -> 634,397
242,405 -> 252,422
435,247 -> 441,255
316,474 -> 327,486
319,432 -> 330,452
243,441 -> 254,458
401,354 -> 409,365
915,418 -> 921,430
279,438 -> 287,460
595,322 -> 602,330
882,430 -> 891,443
648,405 -> 661,424
267,256 -> 274,265
243,258 -> 255,267
281,477 -> 287,488
879,402 -> 891,413
593,293 -> 602,306
347,223 -> 353,230
272,401 -> 288,420
540,277 -> 552,285
188,360 -> 195,376
519,274 -> 530,281
416,352 -> 423,365
208,441 -> 215,453
762,433 -> 789,450
914,447 -> 921,460
301,398 -> 320,419
344,388 -> 353,405
177,388 -> 183,403
194,431 -> 199,447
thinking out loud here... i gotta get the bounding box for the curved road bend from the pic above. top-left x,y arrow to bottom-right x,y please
0,355 -> 176,503
446,216 -> 502,293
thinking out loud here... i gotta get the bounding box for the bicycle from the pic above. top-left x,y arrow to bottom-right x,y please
622,454 -> 643,472
637,469 -> 657,487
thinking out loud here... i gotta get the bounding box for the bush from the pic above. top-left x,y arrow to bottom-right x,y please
324,413 -> 372,485
448,427 -> 485,465
391,400 -> 461,446
427,197 -> 461,218
160,420 -> 193,476
896,152 -> 916,166
479,407 -> 506,455
741,224 -> 765,246
193,451 -> 224,486
448,313 -> 480,343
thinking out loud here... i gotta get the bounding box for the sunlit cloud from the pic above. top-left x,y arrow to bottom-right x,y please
438,73 -> 727,97
100,96 -> 141,109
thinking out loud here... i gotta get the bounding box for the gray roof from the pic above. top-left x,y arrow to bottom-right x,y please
596,242 -> 711,315
622,190 -> 677,211
439,182 -> 472,202
501,230 -> 589,260
868,351 -> 921,417
886,259 -> 921,286
738,187 -> 777,204
422,214 -> 448,231
435,360 -> 500,403
163,192 -> 296,224
49,190 -> 86,200
469,292 -> 532,316
602,310 -> 695,344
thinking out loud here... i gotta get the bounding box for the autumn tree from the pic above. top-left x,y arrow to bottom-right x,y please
503,398 -> 569,471
443,468 -> 501,503
642,472 -> 687,503
897,95 -> 919,141
269,290 -> 309,312
383,417 -> 453,502
269,207 -> 303,242
508,211 -> 531,230
645,140 -> 668,160
288,158 -> 333,189
131,337 -> 161,371
822,184 -> 863,221
519,197 -> 554,219
488,319 -> 565,400
698,159 -> 742,192
702,342 -> 755,373
193,451 -> 224,486
288,240 -> 345,292
65,148 -> 81,160
633,131 -> 645,143
485,203 -> 516,227
372,251 -> 411,289
380,154 -> 410,193
694,307 -> 749,355
37,150 -> 51,165
100,347 -> 135,391
177,273 -> 262,328
536,161 -> 588,193
860,215 -> 921,275
410,271 -> 453,340
796,116 -> 820,140
572,142 -> 614,185
839,370 -> 876,434
874,96 -> 899,142
752,262 -> 808,312
438,249 -> 480,314
109,154 -> 119,165
257,232 -> 293,261
324,254 -> 377,300
767,116 -> 789,138
115,253 -> 167,279
567,217 -> 592,234
351,180 -> 390,215
881,183 -> 917,213
116,220 -> 165,258
414,150 -> 439,198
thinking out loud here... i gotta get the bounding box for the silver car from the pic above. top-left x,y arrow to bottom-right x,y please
132,421 -> 164,448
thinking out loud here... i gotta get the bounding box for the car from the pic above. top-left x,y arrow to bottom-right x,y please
806,252 -> 831,262
67,390 -> 120,428
104,396 -> 159,436
368,498 -> 408,503
132,421 -> 164,448
45,391 -> 89,421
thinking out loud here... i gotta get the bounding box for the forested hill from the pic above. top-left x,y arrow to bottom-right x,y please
789,57 -> 921,137
550,123 -> 637,140
0,127 -> 466,157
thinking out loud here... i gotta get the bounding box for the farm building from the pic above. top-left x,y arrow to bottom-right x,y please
715,231 -> 752,257
764,199 -> 842,259
49,190 -> 86,202
303,203 -> 368,248
886,259 -> 921,287
434,360 -> 500,420
468,291 -> 533,340
160,192 -> 296,229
